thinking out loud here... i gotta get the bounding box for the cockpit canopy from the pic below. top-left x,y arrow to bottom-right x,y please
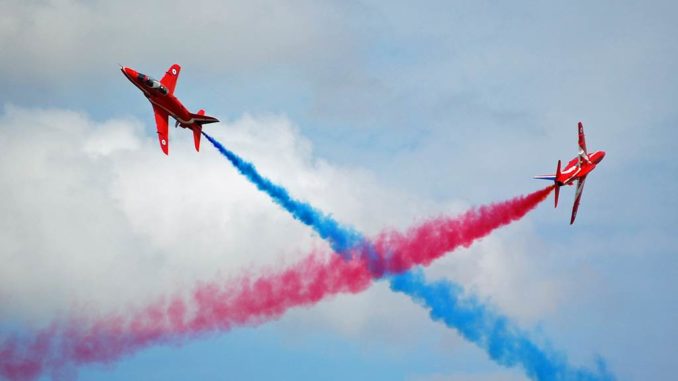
136,73 -> 169,95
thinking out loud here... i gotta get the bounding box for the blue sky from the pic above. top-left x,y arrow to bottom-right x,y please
1,1 -> 676,380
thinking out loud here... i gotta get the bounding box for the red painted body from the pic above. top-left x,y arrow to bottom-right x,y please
534,122 -> 605,224
121,64 -> 218,155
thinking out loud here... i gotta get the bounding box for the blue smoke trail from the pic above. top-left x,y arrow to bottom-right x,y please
202,132 -> 361,254
203,132 -> 614,381
391,270 -> 614,381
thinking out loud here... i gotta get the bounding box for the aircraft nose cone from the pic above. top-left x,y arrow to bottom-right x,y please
597,151 -> 606,163
121,66 -> 138,78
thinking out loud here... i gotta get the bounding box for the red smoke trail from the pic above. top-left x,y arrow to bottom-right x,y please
373,185 -> 554,274
0,254 -> 372,381
0,187 -> 551,381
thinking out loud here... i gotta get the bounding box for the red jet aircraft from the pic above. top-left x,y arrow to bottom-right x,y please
534,122 -> 605,224
121,64 -> 218,155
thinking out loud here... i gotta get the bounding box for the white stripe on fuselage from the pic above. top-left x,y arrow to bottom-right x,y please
561,165 -> 579,174
560,165 -> 580,184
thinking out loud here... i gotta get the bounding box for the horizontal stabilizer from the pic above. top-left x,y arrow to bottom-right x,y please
533,175 -> 556,181
190,110 -> 219,125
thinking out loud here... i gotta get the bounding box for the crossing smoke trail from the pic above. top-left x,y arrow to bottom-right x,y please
1,184 -> 608,381
0,135 -> 610,381
0,184 -> 560,381
202,132 -> 614,381
0,187 -> 558,381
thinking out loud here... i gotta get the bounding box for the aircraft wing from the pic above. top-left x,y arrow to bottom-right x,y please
578,122 -> 591,165
578,122 -> 588,154
152,105 -> 169,155
570,175 -> 586,224
160,64 -> 181,95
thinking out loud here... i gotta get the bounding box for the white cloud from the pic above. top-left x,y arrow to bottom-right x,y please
83,119 -> 141,156
0,106 -> 390,325
0,105 -> 563,349
426,222 -> 571,326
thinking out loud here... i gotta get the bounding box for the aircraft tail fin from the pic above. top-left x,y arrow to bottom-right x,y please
533,159 -> 559,182
192,109 -> 207,152
190,109 -> 219,125
193,125 -> 202,152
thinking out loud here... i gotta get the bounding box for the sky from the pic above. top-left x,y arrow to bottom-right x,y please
0,0 -> 677,380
